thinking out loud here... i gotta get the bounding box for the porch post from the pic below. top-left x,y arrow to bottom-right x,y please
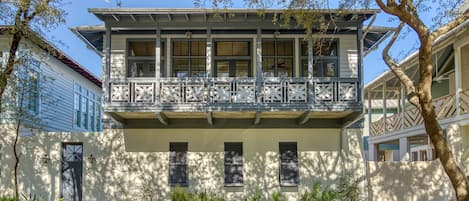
399,137 -> 409,161
454,44 -> 461,116
369,142 -> 377,161
294,37 -> 300,77
383,83 -> 387,133
307,37 -> 314,103
368,91 -> 372,135
104,23 -> 111,103
155,26 -> 161,104
206,28 -> 212,78
256,28 -> 263,103
401,84 -> 406,130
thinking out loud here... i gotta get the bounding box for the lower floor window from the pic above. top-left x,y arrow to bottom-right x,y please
169,142 -> 188,186
224,142 -> 243,186
279,142 -> 299,186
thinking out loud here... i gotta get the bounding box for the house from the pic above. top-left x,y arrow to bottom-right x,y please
364,18 -> 469,168
0,8 -> 391,201
69,8 -> 390,200
0,26 -> 103,133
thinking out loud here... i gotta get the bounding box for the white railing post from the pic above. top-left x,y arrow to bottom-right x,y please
256,28 -> 263,103
454,44 -> 461,116
155,26 -> 161,105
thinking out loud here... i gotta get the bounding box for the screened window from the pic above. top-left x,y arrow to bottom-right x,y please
262,40 -> 293,77
224,142 -> 243,186
301,39 -> 339,77
279,142 -> 299,186
74,83 -> 101,131
127,40 -> 165,77
172,40 -> 206,78
169,142 -> 188,186
216,41 -> 250,56
214,41 -> 251,78
27,70 -> 39,114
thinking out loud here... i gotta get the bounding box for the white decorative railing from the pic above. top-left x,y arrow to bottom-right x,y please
108,77 -> 359,106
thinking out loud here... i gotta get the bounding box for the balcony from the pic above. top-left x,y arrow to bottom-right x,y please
107,77 -> 361,113
370,89 -> 469,137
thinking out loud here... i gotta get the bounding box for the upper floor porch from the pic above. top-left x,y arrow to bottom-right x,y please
73,9 -> 391,124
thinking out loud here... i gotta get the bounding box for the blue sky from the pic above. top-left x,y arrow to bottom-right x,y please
46,0 -> 419,83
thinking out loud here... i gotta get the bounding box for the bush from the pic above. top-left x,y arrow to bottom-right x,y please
0,197 -> 19,201
300,182 -> 338,201
171,187 -> 224,201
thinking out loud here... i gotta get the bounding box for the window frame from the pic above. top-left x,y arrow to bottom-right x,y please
300,38 -> 339,77
213,39 -> 252,77
169,142 -> 189,187
279,142 -> 299,187
262,39 -> 294,77
171,39 -> 207,78
26,68 -> 40,115
126,39 -> 166,78
224,142 -> 244,187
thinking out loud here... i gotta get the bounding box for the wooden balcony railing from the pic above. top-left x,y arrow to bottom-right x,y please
107,77 -> 360,111
369,90 -> 465,137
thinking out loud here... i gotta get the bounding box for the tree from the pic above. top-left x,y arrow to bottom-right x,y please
198,0 -> 469,200
0,0 -> 65,110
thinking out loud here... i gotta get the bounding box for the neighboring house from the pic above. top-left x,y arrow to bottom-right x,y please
0,26 -> 103,132
364,18 -> 469,168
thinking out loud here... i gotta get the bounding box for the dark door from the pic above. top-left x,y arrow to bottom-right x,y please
215,60 -> 251,77
61,143 -> 83,201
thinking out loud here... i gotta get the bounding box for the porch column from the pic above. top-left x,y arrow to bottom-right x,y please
368,91 -> 372,135
155,26 -> 161,104
368,142 -> 378,161
401,84 -> 406,130
294,37 -> 300,77
256,28 -> 263,103
104,23 -> 112,103
382,83 -> 387,133
357,23 -> 364,103
206,28 -> 212,78
307,37 -> 314,102
454,44 -> 462,116
399,137 -> 409,161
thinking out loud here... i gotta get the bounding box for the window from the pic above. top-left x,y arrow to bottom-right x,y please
169,142 -> 188,186
279,142 -> 299,186
172,40 -> 206,78
74,83 -> 101,131
224,142 -> 243,186
27,70 -> 39,114
301,39 -> 339,77
127,40 -> 165,77
214,41 -> 252,77
262,40 -> 294,77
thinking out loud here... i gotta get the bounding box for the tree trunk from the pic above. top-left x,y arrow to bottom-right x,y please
418,41 -> 469,201
0,31 -> 22,110
13,119 -> 20,198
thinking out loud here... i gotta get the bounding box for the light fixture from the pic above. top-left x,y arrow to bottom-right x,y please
185,31 -> 192,39
274,31 -> 280,39
41,154 -> 51,165
88,154 -> 96,164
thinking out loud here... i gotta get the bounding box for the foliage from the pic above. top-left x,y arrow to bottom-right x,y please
20,193 -> 47,201
300,183 -> 338,201
171,187 -> 225,201
336,175 -> 363,201
271,190 -> 285,201
245,187 -> 262,201
0,197 -> 19,201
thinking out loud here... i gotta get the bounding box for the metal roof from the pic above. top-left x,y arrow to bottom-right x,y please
0,26 -> 102,88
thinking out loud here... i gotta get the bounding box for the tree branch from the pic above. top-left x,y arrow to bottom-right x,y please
430,8 -> 469,41
382,21 -> 420,107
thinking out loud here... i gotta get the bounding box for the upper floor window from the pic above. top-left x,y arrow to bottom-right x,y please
262,39 -> 294,77
214,41 -> 251,77
301,39 -> 339,77
127,40 -> 165,77
172,40 -> 206,78
27,70 -> 39,114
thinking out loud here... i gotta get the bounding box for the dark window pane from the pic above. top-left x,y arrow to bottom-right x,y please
277,41 -> 293,56
190,59 -> 206,77
191,41 -> 206,56
277,58 -> 293,77
216,61 -> 230,77
127,60 -> 155,77
173,59 -> 189,78
169,143 -> 188,186
301,41 -> 308,56
128,41 -> 155,56
279,142 -> 298,186
169,165 -> 188,186
262,41 -> 275,56
216,42 -> 250,56
313,39 -> 338,56
173,41 -> 189,56
225,142 -> 243,185
232,42 -> 249,56
262,58 -> 275,77
235,61 -> 250,78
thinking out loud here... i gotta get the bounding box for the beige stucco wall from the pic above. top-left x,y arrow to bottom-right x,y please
0,125 -> 366,201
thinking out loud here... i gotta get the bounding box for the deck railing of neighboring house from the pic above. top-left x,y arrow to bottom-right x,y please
108,77 -> 360,109
369,89 -> 468,137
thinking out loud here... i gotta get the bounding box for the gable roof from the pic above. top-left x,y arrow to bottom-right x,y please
0,26 -> 102,88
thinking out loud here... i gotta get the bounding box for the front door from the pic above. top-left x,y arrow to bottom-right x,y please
215,60 -> 251,77
61,143 -> 83,201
